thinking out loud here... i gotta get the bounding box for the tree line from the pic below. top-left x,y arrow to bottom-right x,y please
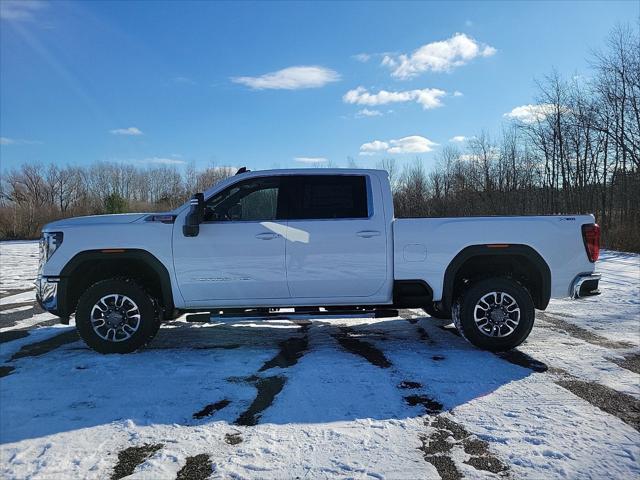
1,25 -> 638,251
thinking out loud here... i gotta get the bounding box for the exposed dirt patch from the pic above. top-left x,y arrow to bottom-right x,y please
0,329 -> 30,344
462,437 -> 489,456
610,352 -> 640,374
420,415 -> 508,478
423,454 -> 462,480
404,394 -> 443,414
398,380 -> 422,389
332,328 -> 391,368
10,330 -> 79,360
421,429 -> 453,455
0,304 -> 47,329
431,416 -> 468,441
225,432 -> 243,445
192,344 -> 241,350
465,455 -> 508,474
110,443 -> 163,480
176,453 -> 212,480
416,325 -> 436,345
193,399 -> 231,420
539,313 -> 634,349
557,379 -> 640,431
0,288 -> 34,300
399,310 -> 422,324
235,376 -> 286,426
259,336 -> 309,371
0,365 -> 16,377
0,301 -> 35,313
496,349 -> 548,373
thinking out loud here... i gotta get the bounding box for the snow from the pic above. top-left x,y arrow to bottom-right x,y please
0,241 -> 639,479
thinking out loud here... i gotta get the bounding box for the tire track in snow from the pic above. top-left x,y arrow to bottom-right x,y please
9,329 -> 78,360
610,352 -> 640,374
551,369 -> 640,431
331,321 -> 511,477
538,312 -> 634,349
203,327 -> 310,427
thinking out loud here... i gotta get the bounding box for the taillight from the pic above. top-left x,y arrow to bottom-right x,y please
581,223 -> 600,262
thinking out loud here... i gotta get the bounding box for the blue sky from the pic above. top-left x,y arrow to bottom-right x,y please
1,0 -> 638,172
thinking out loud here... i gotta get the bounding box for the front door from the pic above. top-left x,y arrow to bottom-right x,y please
173,176 -> 289,305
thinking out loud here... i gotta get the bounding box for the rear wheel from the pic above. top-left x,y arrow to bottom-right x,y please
452,277 -> 534,351
76,278 -> 160,354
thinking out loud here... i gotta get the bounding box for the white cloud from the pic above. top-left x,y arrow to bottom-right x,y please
353,53 -> 371,63
382,33 -> 496,79
359,140 -> 389,155
453,90 -> 463,97
172,76 -> 195,85
449,135 -> 467,143
504,104 -> 556,124
231,66 -> 340,90
356,108 -> 383,117
0,136 -> 41,145
294,156 -> 328,164
0,0 -> 46,21
343,86 -> 447,110
142,157 -> 186,165
360,136 -> 438,156
110,127 -> 143,136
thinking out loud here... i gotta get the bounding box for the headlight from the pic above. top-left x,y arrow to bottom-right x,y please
40,232 -> 64,263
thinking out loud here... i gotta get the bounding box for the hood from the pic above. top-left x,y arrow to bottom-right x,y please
43,213 -> 149,230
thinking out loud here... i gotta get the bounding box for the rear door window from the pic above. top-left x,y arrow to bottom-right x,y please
284,175 -> 369,220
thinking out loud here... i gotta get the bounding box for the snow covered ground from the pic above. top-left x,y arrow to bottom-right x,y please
0,241 -> 638,479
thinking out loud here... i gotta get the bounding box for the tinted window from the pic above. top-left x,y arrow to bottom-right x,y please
286,175 -> 368,219
205,177 -> 280,221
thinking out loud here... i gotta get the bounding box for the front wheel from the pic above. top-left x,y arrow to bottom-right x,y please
76,278 -> 160,354
452,277 -> 534,351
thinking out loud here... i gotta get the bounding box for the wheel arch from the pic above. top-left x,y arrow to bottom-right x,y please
441,244 -> 551,312
59,249 -> 174,317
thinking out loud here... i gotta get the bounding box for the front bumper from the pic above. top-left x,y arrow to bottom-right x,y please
570,273 -> 601,298
36,275 -> 65,318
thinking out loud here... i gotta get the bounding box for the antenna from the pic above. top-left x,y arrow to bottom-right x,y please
235,167 -> 250,175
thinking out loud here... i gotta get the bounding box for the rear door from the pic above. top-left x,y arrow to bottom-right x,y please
282,174 -> 388,299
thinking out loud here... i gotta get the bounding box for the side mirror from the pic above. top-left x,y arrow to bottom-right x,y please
183,193 -> 204,237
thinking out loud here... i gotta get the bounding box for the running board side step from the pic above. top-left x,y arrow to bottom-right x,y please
185,309 -> 399,323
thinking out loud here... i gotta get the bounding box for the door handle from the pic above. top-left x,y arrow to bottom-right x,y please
356,230 -> 381,238
255,232 -> 280,240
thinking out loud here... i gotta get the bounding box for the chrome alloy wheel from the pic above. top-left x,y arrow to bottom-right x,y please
90,294 -> 141,342
473,291 -> 520,338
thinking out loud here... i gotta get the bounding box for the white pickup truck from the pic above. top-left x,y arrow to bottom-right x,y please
37,168 -> 601,354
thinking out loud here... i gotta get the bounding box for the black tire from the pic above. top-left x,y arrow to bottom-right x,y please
76,278 -> 160,354
423,303 -> 452,320
452,277 -> 534,352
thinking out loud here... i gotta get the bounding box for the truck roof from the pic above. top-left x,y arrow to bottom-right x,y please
235,167 -> 386,176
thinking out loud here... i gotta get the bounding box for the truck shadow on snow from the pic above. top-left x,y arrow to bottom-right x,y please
0,316 -> 540,443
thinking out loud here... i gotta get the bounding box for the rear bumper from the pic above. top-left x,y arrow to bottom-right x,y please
570,273 -> 601,298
